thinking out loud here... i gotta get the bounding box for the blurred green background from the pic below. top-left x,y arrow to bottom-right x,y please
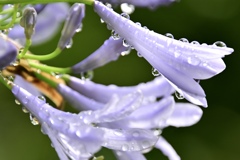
1,0 -> 240,159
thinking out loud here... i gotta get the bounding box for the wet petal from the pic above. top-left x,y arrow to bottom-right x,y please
71,37 -> 129,73
68,76 -> 174,103
114,151 -> 146,160
155,136 -> 180,160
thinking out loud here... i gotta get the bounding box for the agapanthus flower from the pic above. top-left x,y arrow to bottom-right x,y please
94,1 -> 234,107
0,0 -> 233,160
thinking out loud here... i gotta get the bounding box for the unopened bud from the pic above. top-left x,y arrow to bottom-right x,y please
58,3 -> 85,50
20,7 -> 37,39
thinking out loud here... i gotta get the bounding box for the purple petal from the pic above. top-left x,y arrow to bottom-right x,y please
71,37 -> 129,73
0,36 -> 17,69
114,151 -> 146,160
166,103 -> 203,127
155,136 -> 180,160
9,3 -> 69,45
102,128 -> 158,151
57,84 -> 104,110
68,76 -> 174,104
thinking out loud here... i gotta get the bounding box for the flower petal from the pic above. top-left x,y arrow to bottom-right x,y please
113,151 -> 146,160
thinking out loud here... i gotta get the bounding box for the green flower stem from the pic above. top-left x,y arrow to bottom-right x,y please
0,0 -> 94,5
34,72 -> 58,88
0,4 -> 18,29
29,62 -> 72,74
23,47 -> 62,61
18,38 -> 32,58
0,7 -> 13,15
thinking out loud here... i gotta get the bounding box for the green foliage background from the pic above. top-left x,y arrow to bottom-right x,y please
0,0 -> 240,159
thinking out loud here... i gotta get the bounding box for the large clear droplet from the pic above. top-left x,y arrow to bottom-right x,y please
22,107 -> 29,113
213,41 -> 226,47
66,39 -> 73,49
179,38 -> 189,43
122,39 -> 130,47
165,33 -> 174,39
120,3 -> 135,14
30,114 -> 40,125
75,24 -> 83,33
80,71 -> 94,80
38,95 -> 46,102
121,144 -> 129,151
175,91 -> 184,99
191,41 -> 200,45
152,68 -> 161,76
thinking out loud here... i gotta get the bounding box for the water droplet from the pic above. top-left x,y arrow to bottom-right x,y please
38,96 -> 46,102
175,91 -> 184,99
187,56 -> 200,66
179,38 -> 189,43
100,18 -> 104,23
135,22 -> 141,26
213,41 -> 226,47
191,41 -> 200,45
121,48 -> 131,56
75,24 -> 83,32
11,59 -> 20,67
122,39 -> 130,47
137,52 -> 142,57
105,3 -> 112,8
195,79 -> 200,83
111,30 -> 120,40
7,76 -> 14,82
22,107 -> 29,113
16,12 -> 21,17
114,130 -> 123,136
80,71 -> 94,80
152,68 -> 161,76
120,3 -> 135,14
153,129 -> 162,136
141,141 -> 150,149
165,33 -> 174,39
121,144 -> 129,151
18,48 -> 24,54
30,114 -> 40,125
132,131 -> 140,137
15,99 -> 21,105
66,39 -> 73,49
121,13 -> 130,19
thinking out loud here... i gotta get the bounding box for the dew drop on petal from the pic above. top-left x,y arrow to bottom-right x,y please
121,3 -> 135,14
135,22 -> 141,26
123,39 -> 130,47
191,41 -> 200,45
137,52 -> 142,57
141,141 -> 151,149
66,39 -> 73,49
30,114 -> 40,125
111,30 -> 120,40
152,68 -> 161,76
22,107 -> 29,113
100,18 -> 104,23
18,48 -> 24,55
15,99 -> 21,105
213,41 -> 226,47
175,91 -> 184,99
121,144 -> 129,151
105,3 -> 112,8
121,13 -> 130,19
179,38 -> 189,43
38,95 -> 46,102
80,71 -> 94,80
132,131 -> 140,137
165,33 -> 174,39
187,56 -> 200,66
75,24 -> 83,33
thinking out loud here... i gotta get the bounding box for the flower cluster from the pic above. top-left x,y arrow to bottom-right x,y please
0,0 -> 233,160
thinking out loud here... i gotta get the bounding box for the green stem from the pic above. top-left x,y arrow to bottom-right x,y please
0,0 -> 94,5
18,38 -> 31,58
29,62 -> 72,74
34,72 -> 58,88
23,47 -> 62,61
0,4 -> 18,29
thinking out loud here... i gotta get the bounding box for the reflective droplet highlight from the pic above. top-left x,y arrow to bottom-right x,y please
152,68 -> 161,76
30,114 -> 40,125
213,41 -> 226,47
175,91 -> 184,99
120,3 -> 135,14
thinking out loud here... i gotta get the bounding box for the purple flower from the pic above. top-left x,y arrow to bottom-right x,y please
94,1 -> 234,107
58,3 -> 85,50
99,0 -> 176,9
9,3 -> 69,45
0,36 -> 18,70
71,37 -> 130,73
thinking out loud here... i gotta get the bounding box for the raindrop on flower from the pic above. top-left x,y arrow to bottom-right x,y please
123,39 -> 130,47
105,3 -> 112,8
165,33 -> 174,39
137,52 -> 142,57
15,99 -> 21,105
152,68 -> 161,76
179,38 -> 189,43
75,24 -> 83,33
66,39 -> 73,49
141,141 -> 151,149
191,41 -> 200,45
30,114 -> 40,125
80,71 -> 94,80
22,107 -> 29,113
120,3 -> 135,14
121,48 -> 131,56
121,144 -> 129,151
121,13 -> 130,19
18,48 -> 24,54
135,22 -> 141,26
213,41 -> 226,47
38,95 -> 46,102
100,18 -> 104,23
175,91 -> 184,99
111,30 -> 120,40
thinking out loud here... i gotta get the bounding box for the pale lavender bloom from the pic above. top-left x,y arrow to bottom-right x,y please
0,36 -> 17,70
9,3 -> 69,45
58,3 -> 85,50
12,84 -> 158,159
67,76 -> 174,104
99,0 -> 176,8
71,37 -> 130,73
94,1 -> 234,107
